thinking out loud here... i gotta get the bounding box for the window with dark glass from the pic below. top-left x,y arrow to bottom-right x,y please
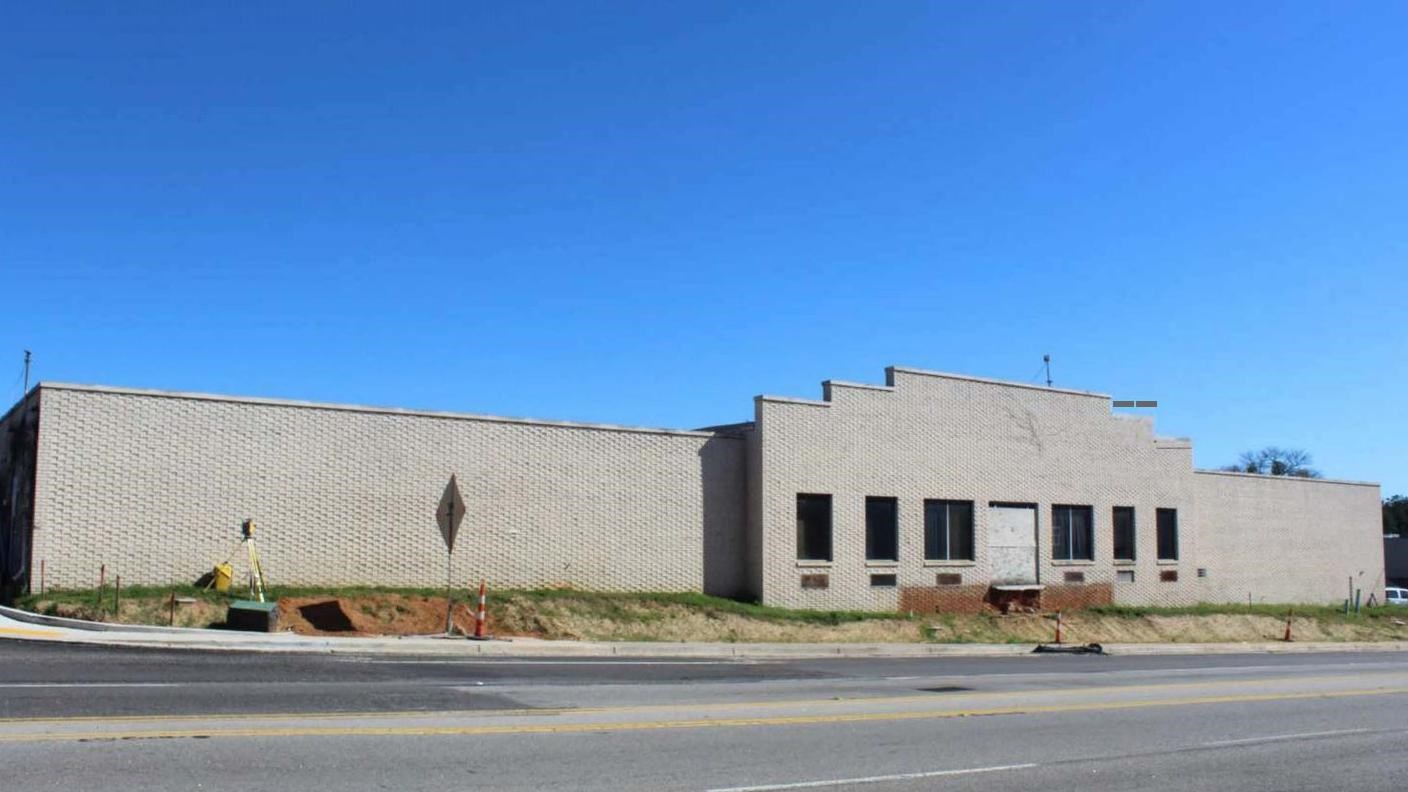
1113,506 -> 1136,561
796,494 -> 833,561
1157,508 -> 1179,560
1052,505 -> 1094,561
924,500 -> 974,561
865,497 -> 898,561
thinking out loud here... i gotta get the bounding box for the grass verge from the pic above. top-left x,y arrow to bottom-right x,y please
10,586 -> 1408,643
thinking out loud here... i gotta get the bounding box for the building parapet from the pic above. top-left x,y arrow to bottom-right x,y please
821,380 -> 895,401
1192,468 -> 1379,488
755,394 -> 831,408
34,382 -> 737,440
885,365 -> 1111,400
821,380 -> 895,393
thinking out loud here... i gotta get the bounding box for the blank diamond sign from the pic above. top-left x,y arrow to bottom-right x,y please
436,474 -> 466,553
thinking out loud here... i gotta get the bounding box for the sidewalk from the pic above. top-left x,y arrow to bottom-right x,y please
3,605 -> 1407,659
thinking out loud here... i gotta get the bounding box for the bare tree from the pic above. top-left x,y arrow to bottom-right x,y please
1222,447 -> 1322,478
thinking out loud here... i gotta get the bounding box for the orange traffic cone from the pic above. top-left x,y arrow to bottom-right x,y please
474,580 -> 489,639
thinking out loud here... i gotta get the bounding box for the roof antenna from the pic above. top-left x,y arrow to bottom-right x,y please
23,349 -> 31,393
1043,354 -> 1052,387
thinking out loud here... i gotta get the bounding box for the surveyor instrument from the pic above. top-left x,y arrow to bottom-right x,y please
240,519 -> 268,602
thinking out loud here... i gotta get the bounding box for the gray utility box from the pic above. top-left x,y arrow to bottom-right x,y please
226,600 -> 279,632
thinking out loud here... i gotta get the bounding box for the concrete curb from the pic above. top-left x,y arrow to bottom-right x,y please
4,608 -> 1408,659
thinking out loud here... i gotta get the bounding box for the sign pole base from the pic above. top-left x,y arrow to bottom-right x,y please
444,551 -> 454,637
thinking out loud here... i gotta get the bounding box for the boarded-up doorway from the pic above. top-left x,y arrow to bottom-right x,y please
988,504 -> 1037,585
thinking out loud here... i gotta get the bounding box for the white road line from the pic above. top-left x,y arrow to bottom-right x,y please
0,683 -> 184,689
1203,728 -> 1370,747
705,763 -> 1037,792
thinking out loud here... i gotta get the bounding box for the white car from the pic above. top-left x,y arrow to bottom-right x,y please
1387,587 -> 1408,606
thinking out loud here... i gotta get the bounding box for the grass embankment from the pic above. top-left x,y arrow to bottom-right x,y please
15,586 -> 919,642
13,586 -> 1408,643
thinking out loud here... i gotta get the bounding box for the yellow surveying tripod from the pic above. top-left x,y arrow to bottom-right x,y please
241,519 -> 268,602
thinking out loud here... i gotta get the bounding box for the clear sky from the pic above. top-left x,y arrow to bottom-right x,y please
3,3 -> 1404,495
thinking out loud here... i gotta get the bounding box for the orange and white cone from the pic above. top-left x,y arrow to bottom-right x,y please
474,580 -> 488,639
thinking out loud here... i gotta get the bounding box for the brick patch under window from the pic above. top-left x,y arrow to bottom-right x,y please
1160,569 -> 1179,582
936,573 -> 963,586
1040,583 -> 1115,610
899,583 -> 1114,615
800,573 -> 829,589
870,573 -> 897,588
1063,571 -> 1086,583
899,584 -> 988,614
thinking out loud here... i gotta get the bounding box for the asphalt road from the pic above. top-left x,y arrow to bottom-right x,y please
3,639 -> 1407,791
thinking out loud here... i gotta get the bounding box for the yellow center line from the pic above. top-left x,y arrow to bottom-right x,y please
2,686 -> 1407,744
0,627 -> 64,638
1,670 -> 1405,726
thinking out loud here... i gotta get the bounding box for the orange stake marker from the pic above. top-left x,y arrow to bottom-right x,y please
474,580 -> 489,639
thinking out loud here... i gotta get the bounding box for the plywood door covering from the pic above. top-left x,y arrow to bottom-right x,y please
989,505 -> 1037,584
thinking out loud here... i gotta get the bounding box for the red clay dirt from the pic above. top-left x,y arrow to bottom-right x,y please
276,594 -> 489,637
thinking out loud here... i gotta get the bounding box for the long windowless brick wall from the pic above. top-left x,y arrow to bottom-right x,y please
20,385 -> 747,596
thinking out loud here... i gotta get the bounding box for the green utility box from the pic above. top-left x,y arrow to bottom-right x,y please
226,599 -> 279,632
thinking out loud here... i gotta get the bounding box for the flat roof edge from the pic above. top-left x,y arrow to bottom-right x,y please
35,382 -> 734,439
887,366 -> 1112,399
755,394 -> 831,407
1193,469 -> 1380,488
821,379 -> 895,393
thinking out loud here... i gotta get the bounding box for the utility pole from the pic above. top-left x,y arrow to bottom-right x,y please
1043,354 -> 1052,387
23,350 -> 31,393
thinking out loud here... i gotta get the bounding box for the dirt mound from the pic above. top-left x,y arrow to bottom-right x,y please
271,594 -> 1408,643
271,593 -> 923,641
277,594 -> 479,636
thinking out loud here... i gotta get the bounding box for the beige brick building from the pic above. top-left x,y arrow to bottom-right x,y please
0,366 -> 1384,611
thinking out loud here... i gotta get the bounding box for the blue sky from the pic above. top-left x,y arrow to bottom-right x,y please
3,3 -> 1404,494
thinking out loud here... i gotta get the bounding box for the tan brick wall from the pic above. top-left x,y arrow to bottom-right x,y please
754,367 -> 1379,610
18,368 -> 1383,612
743,424 -> 764,601
1194,471 -> 1383,605
31,385 -> 747,595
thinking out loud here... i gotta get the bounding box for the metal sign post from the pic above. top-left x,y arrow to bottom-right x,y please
435,475 -> 467,636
